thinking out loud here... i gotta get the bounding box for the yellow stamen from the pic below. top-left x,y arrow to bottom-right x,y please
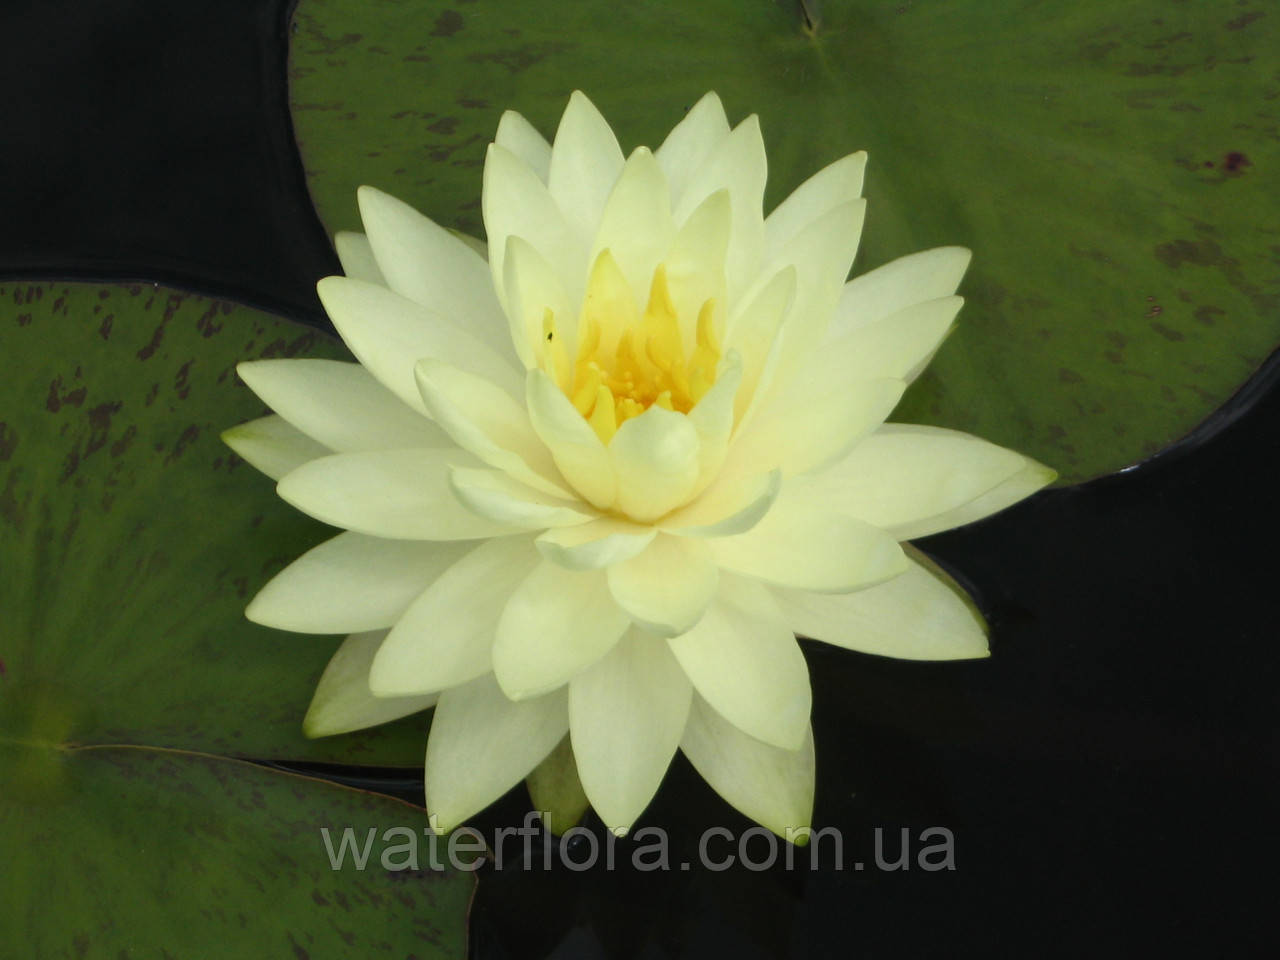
564,253 -> 723,443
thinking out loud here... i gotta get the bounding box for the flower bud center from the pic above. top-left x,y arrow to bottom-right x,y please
537,251 -> 721,444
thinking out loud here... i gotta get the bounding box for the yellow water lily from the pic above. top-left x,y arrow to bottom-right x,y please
225,91 -> 1053,837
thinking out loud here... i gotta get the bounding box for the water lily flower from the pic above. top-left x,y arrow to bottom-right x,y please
224,91 -> 1054,838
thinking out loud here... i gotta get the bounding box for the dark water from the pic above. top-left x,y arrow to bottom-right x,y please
7,0 -> 1276,955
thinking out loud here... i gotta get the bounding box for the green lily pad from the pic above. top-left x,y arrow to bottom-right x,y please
289,0 -> 1279,482
0,282 -> 474,955
0,282 -> 426,764
2,743 -> 473,957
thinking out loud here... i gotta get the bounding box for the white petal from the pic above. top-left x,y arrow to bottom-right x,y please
317,276 -> 522,413
685,349 -> 741,493
797,424 -> 1054,540
493,561 -> 630,700
607,534 -> 718,637
370,537 -> 540,696
809,296 -> 963,386
680,694 -> 814,838
247,532 -> 470,634
757,198 -> 867,395
672,115 -> 766,301
236,359 -> 450,452
656,92 -> 731,210
726,377 -> 905,478
664,189 -> 730,355
484,143 -> 586,312
589,146 -> 674,301
764,151 -> 866,262
708,487 -> 907,592
357,186 -> 513,361
222,415 -> 329,480
495,109 -> 552,183
831,246 -> 972,337
303,630 -> 437,738
448,465 -> 596,528
277,448 -> 521,540
425,675 -> 568,831
333,231 -> 385,284
503,234 -> 573,368
609,405 -> 701,522
772,551 -> 989,660
724,266 -> 795,428
659,468 -> 781,538
668,578 -> 810,750
548,91 -> 625,243
526,370 -> 616,509
569,631 -> 692,834
415,359 -> 571,498
536,518 -> 656,571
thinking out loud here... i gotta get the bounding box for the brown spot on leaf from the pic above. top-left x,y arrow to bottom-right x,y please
1058,368 -> 1083,384
1194,305 -> 1225,326
1226,11 -> 1264,30
175,360 -> 194,399
164,425 -> 200,465
431,9 -> 464,36
110,425 -> 137,458
1223,151 -> 1251,173
0,423 -> 15,461
1151,322 -> 1184,342
99,313 -> 114,339
85,402 -> 123,456
46,377 -> 88,412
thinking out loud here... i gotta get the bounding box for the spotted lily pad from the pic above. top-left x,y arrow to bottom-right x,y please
0,282 -> 474,954
289,0 -> 1280,482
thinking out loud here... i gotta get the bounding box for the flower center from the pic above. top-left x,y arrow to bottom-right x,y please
537,251 -> 721,443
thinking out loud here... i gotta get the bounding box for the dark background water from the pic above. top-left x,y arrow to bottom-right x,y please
4,0 -> 1276,956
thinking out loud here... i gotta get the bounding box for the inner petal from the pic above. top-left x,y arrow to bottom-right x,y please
541,249 -> 722,444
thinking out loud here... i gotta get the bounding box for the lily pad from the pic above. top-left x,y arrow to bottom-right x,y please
0,282 -> 425,764
288,0 -> 1280,482
0,282 -> 475,955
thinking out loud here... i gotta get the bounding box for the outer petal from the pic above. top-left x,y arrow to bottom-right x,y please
548,91 -> 625,244
797,424 -> 1054,540
606,534 -> 719,637
303,630 -> 437,738
656,91 -> 730,210
658,468 -> 780,538
589,146 -> 674,302
416,359 -> 572,498
448,466 -> 596,529
370,537 -> 540,696
495,109 -> 552,183
317,275 -> 523,412
831,246 -> 972,338
764,151 -> 866,262
526,370 -> 616,509
609,405 -> 701,522
425,675 -> 568,831
246,532 -> 470,634
808,296 -> 963,386
680,694 -> 815,839
333,231 -> 385,284
222,415 -> 329,480
725,377 -> 905,477
536,518 -> 656,571
569,630 -> 692,834
771,551 -> 989,660
667,577 -> 810,750
484,142 -> 586,312
707,488 -> 908,592
236,359 -> 450,453
672,114 -> 766,300
357,186 -> 513,361
493,561 -> 631,700
277,448 -> 522,541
